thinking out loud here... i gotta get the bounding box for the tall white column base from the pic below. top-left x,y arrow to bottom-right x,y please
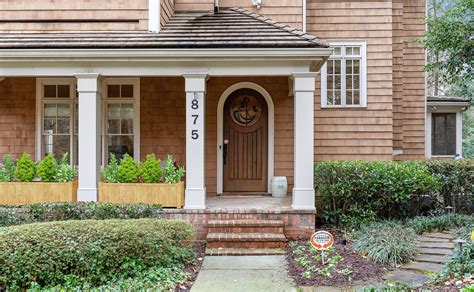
75,73 -> 101,202
292,188 -> 316,210
183,73 -> 208,209
77,188 -> 99,202
291,72 -> 317,211
184,188 -> 206,209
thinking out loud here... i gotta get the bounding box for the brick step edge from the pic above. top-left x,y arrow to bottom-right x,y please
206,232 -> 287,242
207,219 -> 284,227
205,248 -> 285,256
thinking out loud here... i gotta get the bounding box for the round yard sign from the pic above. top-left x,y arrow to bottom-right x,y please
310,231 -> 334,250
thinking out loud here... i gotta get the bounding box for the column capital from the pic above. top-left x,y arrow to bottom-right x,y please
183,73 -> 209,93
74,73 -> 101,93
292,72 -> 316,93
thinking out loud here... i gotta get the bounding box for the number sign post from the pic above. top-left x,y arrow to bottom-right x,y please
310,231 -> 334,265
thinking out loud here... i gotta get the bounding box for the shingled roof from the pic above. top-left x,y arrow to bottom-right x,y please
0,8 -> 328,49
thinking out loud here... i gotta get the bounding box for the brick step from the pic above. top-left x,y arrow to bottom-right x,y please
401,261 -> 445,273
206,232 -> 287,248
414,254 -> 451,264
207,219 -> 284,233
417,247 -> 453,256
205,247 -> 285,256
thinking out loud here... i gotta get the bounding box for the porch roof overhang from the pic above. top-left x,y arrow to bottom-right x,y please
0,8 -> 332,76
427,96 -> 471,112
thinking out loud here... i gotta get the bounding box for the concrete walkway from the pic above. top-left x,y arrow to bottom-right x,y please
190,255 -> 297,292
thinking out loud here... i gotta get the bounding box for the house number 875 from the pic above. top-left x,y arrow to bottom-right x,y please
191,99 -> 199,140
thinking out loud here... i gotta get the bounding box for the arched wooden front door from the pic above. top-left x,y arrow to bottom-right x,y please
223,88 -> 268,192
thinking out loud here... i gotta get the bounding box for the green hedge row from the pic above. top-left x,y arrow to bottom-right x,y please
314,160 -> 473,228
0,219 -> 195,289
0,202 -> 163,227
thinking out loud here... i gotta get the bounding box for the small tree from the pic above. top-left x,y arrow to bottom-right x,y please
37,153 -> 58,182
0,154 -> 15,182
14,153 -> 36,182
117,154 -> 140,183
102,154 -> 120,183
55,153 -> 77,182
140,154 -> 162,183
163,155 -> 185,184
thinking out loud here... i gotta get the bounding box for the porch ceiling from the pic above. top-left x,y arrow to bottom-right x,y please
0,8 -> 328,49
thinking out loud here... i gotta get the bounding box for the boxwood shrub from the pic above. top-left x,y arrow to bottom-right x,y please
0,219 -> 195,289
0,202 -> 163,227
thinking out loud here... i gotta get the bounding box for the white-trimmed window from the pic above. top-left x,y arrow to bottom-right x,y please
321,41 -> 367,108
102,78 -> 140,165
36,79 -> 77,164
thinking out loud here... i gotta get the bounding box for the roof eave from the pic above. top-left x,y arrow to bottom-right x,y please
0,47 -> 333,62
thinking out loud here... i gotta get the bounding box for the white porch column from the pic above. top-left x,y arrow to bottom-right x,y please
183,73 -> 208,209
292,72 -> 317,210
75,73 -> 102,202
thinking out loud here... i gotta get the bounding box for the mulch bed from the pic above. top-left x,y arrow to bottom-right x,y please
176,242 -> 206,291
286,230 -> 388,287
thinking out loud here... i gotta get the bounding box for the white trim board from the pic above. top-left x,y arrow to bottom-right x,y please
216,82 -> 275,194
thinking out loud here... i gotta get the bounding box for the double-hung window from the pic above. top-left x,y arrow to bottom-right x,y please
103,78 -> 140,164
321,41 -> 367,108
36,79 -> 77,164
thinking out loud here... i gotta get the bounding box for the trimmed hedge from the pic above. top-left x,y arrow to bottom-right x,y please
314,160 -> 473,228
0,202 -> 163,227
315,161 -> 442,227
0,219 -> 195,289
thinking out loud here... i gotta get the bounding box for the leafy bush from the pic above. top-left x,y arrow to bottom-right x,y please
163,155 -> 185,184
55,153 -> 76,182
117,154 -> 140,183
102,154 -> 120,183
140,154 -> 162,183
37,153 -> 58,182
0,154 -> 15,182
0,219 -> 195,289
425,160 -> 473,214
315,161 -> 442,228
0,202 -> 163,227
14,153 -> 36,182
353,221 -> 416,266
406,214 -> 474,234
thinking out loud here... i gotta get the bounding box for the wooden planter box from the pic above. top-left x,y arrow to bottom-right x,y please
0,181 -> 78,205
98,181 -> 184,208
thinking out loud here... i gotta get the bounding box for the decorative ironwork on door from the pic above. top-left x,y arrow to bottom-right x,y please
230,95 -> 262,127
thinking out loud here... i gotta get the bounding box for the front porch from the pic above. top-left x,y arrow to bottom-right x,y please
0,73 -> 321,212
0,7 -> 333,217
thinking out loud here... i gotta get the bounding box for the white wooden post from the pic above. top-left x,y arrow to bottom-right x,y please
75,73 -> 102,202
183,73 -> 208,209
292,72 -> 316,210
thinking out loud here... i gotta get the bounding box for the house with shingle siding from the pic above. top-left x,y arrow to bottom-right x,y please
2,0 -> 457,217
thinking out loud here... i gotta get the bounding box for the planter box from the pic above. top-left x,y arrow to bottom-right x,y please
0,181 -> 78,205
98,181 -> 184,208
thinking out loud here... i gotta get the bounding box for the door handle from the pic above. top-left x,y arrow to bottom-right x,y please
223,139 -> 229,165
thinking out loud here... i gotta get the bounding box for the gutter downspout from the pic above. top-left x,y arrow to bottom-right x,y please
302,0 -> 307,32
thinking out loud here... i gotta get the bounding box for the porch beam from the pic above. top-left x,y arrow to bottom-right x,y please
75,73 -> 102,202
291,72 -> 317,211
183,73 -> 208,209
